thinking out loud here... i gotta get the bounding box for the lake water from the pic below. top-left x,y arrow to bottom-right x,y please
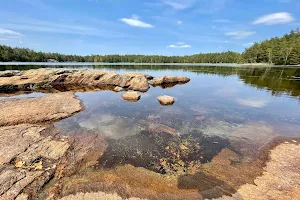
1,64 -> 300,199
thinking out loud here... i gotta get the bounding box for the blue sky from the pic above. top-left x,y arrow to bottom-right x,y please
0,0 -> 299,55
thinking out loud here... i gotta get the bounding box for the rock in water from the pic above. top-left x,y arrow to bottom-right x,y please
157,95 -> 175,106
113,86 -> 123,92
150,76 -> 190,86
121,91 -> 141,102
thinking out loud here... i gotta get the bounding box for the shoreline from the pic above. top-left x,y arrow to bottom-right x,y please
0,62 -> 300,68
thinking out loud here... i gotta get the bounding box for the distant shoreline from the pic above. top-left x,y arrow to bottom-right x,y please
0,62 -> 300,68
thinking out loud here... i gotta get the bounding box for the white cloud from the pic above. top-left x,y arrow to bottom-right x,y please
120,15 -> 154,28
0,28 -> 23,37
167,42 -> 192,48
224,40 -> 229,43
225,31 -> 255,39
162,0 -> 195,10
236,98 -> 267,108
180,44 -> 192,48
0,17 -> 128,38
177,20 -> 183,25
0,28 -> 23,40
253,12 -> 295,25
214,19 -> 231,23
243,42 -> 254,46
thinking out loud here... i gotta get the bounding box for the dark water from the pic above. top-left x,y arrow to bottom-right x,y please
2,65 -> 300,197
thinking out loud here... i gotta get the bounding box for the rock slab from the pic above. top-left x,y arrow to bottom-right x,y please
0,92 -> 82,126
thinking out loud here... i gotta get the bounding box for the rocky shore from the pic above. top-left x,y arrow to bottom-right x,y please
0,69 -> 190,94
0,69 -> 299,200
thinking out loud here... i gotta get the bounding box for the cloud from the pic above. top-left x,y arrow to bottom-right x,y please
253,12 -> 295,25
0,16 -> 129,38
162,0 -> 195,10
177,20 -> 183,25
225,31 -> 256,39
243,42 -> 254,46
120,15 -> 154,28
236,98 -> 267,108
0,28 -> 23,37
167,42 -> 192,48
0,28 -> 23,40
214,19 -> 231,23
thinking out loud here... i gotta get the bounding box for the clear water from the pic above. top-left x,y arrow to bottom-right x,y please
51,66 -> 300,138
2,65 -> 300,198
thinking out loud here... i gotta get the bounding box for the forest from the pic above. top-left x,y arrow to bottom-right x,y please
243,29 -> 300,65
0,29 -> 299,65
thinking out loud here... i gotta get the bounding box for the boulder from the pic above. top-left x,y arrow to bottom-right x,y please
150,76 -> 190,86
113,86 -> 123,92
123,72 -> 154,80
121,73 -> 150,92
0,69 -> 151,93
121,91 -> 141,102
157,95 -> 175,106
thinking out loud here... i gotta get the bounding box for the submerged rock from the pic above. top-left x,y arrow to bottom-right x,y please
138,120 -> 179,137
216,142 -> 300,200
150,76 -> 190,86
0,92 -> 82,126
121,91 -> 141,102
157,95 -> 175,106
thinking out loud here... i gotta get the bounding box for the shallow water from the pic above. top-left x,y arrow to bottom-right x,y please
2,65 -> 300,198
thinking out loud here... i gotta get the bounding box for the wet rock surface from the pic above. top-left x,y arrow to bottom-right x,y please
216,142 -> 300,200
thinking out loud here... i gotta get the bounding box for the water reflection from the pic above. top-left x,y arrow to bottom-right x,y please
2,65 -> 300,199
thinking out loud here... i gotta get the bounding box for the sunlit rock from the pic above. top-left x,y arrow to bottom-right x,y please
113,86 -> 123,92
0,92 -> 82,126
157,95 -> 175,106
122,91 -> 141,102
150,76 -> 190,86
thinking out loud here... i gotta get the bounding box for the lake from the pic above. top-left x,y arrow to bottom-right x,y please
1,64 -> 300,199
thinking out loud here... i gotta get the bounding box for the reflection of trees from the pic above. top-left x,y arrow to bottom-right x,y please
1,65 -> 300,99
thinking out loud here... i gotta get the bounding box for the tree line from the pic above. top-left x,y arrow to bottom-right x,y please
0,45 -> 243,63
0,29 -> 300,65
243,29 -> 300,65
